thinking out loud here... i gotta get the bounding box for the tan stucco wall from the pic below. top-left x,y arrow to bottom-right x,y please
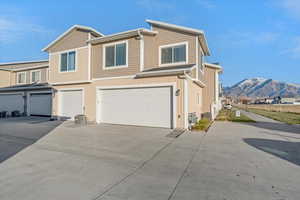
91,37 -> 140,79
52,76 -> 186,128
0,70 -> 11,87
47,29 -> 89,53
188,79 -> 203,119
144,26 -> 197,70
203,67 -> 216,113
49,47 -> 89,83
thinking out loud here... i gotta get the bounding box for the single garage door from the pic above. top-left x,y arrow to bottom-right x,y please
0,93 -> 24,113
97,86 -> 173,128
30,93 -> 52,116
59,89 -> 83,119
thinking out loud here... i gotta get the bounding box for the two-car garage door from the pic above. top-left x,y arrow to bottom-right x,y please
97,86 -> 174,128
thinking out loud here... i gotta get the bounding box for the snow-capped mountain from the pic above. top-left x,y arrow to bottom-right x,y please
224,78 -> 300,98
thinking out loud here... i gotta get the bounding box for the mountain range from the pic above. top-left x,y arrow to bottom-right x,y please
223,78 -> 300,98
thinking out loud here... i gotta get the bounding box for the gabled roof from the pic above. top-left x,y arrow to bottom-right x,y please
88,28 -> 157,44
42,25 -> 104,52
146,19 -> 210,56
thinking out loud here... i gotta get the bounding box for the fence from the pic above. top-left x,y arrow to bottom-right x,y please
234,104 -> 300,114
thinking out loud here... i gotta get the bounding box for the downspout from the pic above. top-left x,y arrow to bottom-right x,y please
137,30 -> 144,72
178,71 -> 189,129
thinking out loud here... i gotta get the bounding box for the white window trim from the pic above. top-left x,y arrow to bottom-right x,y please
159,41 -> 189,67
17,71 -> 27,85
102,40 -> 129,70
31,70 -> 41,83
59,50 -> 77,73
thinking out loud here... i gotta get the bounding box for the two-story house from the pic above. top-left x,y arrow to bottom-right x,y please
0,20 -> 222,129
0,60 -> 52,116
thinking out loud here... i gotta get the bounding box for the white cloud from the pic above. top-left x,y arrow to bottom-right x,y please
0,16 -> 50,44
274,0 -> 300,19
136,0 -> 174,12
281,37 -> 300,59
221,30 -> 279,46
196,0 -> 216,9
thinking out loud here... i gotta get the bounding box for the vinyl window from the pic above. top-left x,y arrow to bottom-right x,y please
104,41 -> 127,68
60,51 -> 76,72
31,70 -> 41,83
161,43 -> 187,65
17,72 -> 26,84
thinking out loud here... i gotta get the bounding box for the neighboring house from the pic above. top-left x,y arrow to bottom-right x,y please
0,60 -> 52,116
0,20 -> 223,129
202,63 -> 223,119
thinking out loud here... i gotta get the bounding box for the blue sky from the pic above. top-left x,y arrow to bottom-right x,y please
0,0 -> 299,86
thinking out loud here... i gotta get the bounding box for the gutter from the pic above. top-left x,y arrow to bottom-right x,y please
183,71 -> 206,88
135,70 -> 186,78
0,86 -> 52,92
88,28 -> 157,45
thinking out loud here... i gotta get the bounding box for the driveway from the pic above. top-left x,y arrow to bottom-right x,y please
0,119 -> 299,199
0,117 -> 62,163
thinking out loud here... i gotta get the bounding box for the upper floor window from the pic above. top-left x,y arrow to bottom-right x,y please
60,51 -> 76,72
103,41 -> 127,69
31,70 -> 41,83
17,72 -> 26,84
160,42 -> 188,66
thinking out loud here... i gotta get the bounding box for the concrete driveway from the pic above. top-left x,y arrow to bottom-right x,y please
0,119 -> 299,200
0,117 -> 62,163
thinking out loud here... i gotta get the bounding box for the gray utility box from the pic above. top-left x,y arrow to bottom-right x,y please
74,115 -> 87,126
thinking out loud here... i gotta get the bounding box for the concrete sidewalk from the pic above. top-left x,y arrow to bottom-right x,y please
0,121 -> 299,200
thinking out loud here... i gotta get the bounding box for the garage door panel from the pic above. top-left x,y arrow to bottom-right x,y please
0,94 -> 24,113
30,94 -> 52,116
60,90 -> 83,119
99,87 -> 173,128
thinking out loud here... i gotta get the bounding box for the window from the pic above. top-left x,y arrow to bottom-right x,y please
104,41 -> 127,68
31,70 -> 41,83
17,72 -> 26,84
60,51 -> 76,72
160,42 -> 187,65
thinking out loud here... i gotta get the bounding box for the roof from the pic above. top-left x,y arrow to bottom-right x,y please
136,64 -> 195,78
0,83 -> 52,92
146,19 -> 210,56
204,62 -> 223,72
42,25 -> 104,52
88,28 -> 157,44
142,64 -> 195,72
0,59 -> 48,66
0,60 -> 49,71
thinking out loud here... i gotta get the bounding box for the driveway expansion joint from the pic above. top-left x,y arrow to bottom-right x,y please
92,140 -> 175,200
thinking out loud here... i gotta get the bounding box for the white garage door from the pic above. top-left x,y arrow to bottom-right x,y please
97,86 -> 173,128
0,93 -> 24,113
30,93 -> 52,116
59,90 -> 83,119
